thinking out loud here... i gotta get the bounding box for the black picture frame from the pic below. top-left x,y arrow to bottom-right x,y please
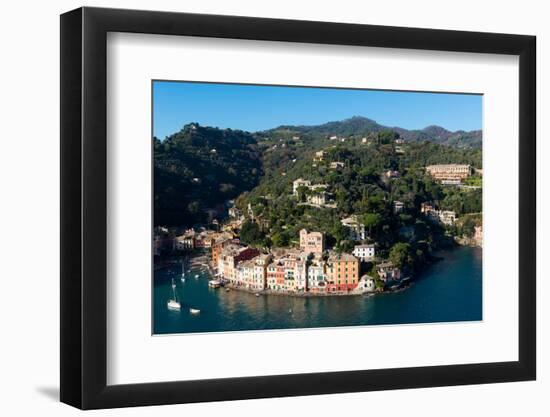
60,6 -> 536,410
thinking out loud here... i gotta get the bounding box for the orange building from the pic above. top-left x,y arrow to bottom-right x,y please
266,261 -> 285,291
326,252 -> 360,292
211,234 -> 238,268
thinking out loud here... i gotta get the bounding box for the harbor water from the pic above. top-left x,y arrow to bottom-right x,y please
153,246 -> 482,334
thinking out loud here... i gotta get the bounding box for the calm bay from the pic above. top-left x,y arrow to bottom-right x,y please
153,246 -> 482,335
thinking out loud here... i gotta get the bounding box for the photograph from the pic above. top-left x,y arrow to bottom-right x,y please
152,81 -> 483,335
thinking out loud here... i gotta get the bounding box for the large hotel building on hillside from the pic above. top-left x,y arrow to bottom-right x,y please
426,164 -> 472,184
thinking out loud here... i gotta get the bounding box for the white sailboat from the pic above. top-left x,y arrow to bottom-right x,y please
167,278 -> 181,311
180,260 -> 186,282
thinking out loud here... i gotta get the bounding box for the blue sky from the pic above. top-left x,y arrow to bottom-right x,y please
153,81 -> 482,139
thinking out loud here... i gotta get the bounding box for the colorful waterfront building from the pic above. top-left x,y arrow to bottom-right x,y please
175,229 -> 195,251
266,260 -> 285,291
326,252 -> 360,292
376,262 -> 401,282
211,234 -> 237,268
357,275 -> 376,293
252,254 -> 272,291
235,259 -> 255,288
299,229 -> 325,254
352,244 -> 375,262
294,259 -> 308,292
218,244 -> 260,283
307,260 -> 327,293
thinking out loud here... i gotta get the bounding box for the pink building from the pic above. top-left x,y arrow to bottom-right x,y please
299,229 -> 324,254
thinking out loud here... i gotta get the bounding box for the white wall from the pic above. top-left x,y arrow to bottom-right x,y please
0,0 -> 546,415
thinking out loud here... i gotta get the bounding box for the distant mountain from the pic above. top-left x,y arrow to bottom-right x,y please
395,125 -> 482,149
268,116 -> 482,149
276,116 -> 384,137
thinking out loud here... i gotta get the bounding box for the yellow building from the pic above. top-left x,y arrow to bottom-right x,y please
326,252 -> 359,292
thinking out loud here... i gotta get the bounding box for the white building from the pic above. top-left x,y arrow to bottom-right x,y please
294,260 -> 308,292
386,170 -> 400,179
341,215 -> 366,241
175,229 -> 195,250
293,178 -> 312,195
314,150 -> 325,161
307,261 -> 327,293
353,244 -> 375,262
393,201 -> 405,213
438,210 -> 457,225
308,191 -> 327,205
236,260 -> 255,288
250,254 -> 271,291
357,275 -> 376,293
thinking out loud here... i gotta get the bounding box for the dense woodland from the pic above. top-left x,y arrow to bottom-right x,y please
154,123 -> 262,225
154,116 -> 482,272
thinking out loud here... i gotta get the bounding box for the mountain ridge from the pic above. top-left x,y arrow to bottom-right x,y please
266,116 -> 481,149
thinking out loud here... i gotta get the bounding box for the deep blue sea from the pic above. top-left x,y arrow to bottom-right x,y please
153,246 -> 482,334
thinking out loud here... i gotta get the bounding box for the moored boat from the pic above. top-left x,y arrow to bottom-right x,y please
189,308 -> 201,315
167,278 -> 181,311
208,279 -> 221,288
167,299 -> 181,311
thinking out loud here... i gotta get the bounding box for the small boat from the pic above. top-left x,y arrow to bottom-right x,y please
167,299 -> 181,311
189,308 -> 201,315
208,280 -> 221,288
225,288 -> 231,292
255,293 -> 260,297
194,274 -> 199,279
180,277 -> 186,282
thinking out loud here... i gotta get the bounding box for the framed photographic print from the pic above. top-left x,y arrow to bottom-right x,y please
60,6 -> 536,409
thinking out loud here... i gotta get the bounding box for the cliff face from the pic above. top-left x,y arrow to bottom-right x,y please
455,235 -> 482,248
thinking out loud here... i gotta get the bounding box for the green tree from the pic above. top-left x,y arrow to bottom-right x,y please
362,212 -> 381,235
240,221 -> 264,246
389,242 -> 413,269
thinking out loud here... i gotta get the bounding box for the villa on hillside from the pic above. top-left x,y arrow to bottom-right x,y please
353,244 -> 375,262
386,170 -> 401,179
421,202 -> 457,225
313,150 -> 326,161
292,178 -> 312,195
377,262 -> 401,282
175,229 -> 196,251
393,201 -> 405,214
341,215 -> 367,241
426,164 -> 472,185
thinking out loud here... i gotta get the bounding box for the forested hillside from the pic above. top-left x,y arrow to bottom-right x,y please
154,123 -> 262,226
154,116 -> 482,234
